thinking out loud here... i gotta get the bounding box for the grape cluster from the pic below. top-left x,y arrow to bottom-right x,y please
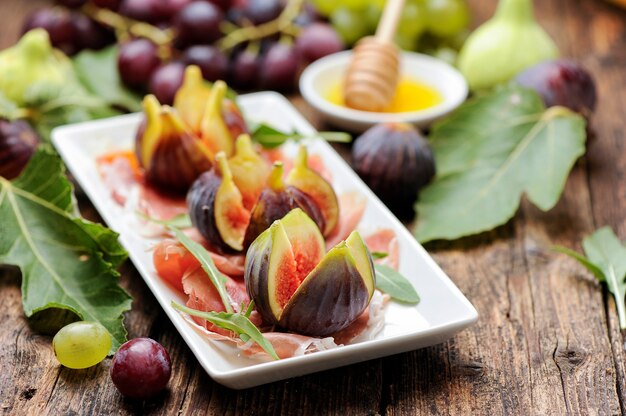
310,0 -> 469,57
24,0 -> 346,103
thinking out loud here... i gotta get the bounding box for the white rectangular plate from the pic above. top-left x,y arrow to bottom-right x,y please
51,92 -> 477,389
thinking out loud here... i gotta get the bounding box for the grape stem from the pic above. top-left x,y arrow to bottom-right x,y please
82,3 -> 175,48
218,0 -> 305,52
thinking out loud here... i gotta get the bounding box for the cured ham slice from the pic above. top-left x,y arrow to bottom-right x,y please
326,192 -> 367,249
364,229 -> 399,270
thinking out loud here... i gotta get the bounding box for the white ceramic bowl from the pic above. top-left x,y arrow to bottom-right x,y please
299,50 -> 468,132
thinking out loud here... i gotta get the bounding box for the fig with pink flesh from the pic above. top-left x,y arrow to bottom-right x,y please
243,162 -> 325,248
187,152 -> 250,252
245,209 -> 375,336
285,146 -> 339,237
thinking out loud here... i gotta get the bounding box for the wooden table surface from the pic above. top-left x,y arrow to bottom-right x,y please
2,0 -> 626,414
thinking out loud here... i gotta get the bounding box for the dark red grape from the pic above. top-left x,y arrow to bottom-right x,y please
149,61 -> 186,104
0,120 -> 39,180
73,13 -> 116,50
259,42 -> 298,91
110,338 -> 171,400
154,0 -> 194,21
118,38 -> 161,90
230,49 -> 259,90
22,8 -> 79,55
241,0 -> 282,25
119,0 -> 161,23
294,3 -> 320,27
207,0 -> 232,12
515,60 -> 597,117
55,0 -> 87,8
182,45 -> 228,81
92,0 -> 122,10
174,2 -> 223,47
295,23 -> 344,63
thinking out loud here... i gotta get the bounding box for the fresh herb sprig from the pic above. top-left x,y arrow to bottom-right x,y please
374,265 -> 420,304
249,122 -> 352,149
555,227 -> 626,329
170,227 -> 279,359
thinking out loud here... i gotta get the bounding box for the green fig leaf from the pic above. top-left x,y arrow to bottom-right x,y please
556,227 -> 626,329
72,46 -> 142,112
172,302 -> 279,360
415,86 -> 586,243
0,149 -> 131,352
374,265 -> 420,304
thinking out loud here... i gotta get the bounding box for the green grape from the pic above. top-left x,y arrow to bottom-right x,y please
310,0 -> 338,17
365,4 -> 382,32
330,7 -> 371,46
425,0 -> 470,38
395,33 -> 419,51
398,2 -> 427,39
341,0 -> 367,11
53,321 -> 111,369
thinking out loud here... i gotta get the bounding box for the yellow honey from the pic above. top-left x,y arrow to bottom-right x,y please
325,77 -> 443,113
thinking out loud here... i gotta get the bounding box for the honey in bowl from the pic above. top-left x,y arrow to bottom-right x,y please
325,77 -> 443,113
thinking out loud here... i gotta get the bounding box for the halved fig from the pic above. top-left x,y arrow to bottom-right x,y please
286,146 -> 339,237
137,95 -> 213,193
228,134 -> 271,210
243,162 -> 325,248
173,65 -> 211,133
187,152 -> 250,252
245,209 -> 375,336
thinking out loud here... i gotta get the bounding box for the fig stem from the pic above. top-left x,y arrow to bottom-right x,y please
294,145 -> 308,169
268,162 -> 285,191
234,134 -> 257,157
215,152 -> 233,181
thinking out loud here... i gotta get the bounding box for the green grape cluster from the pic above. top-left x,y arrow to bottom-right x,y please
311,0 -> 470,61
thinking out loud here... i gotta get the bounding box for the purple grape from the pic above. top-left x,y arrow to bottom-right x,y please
154,0 -> 194,21
119,0 -> 161,23
182,45 -> 228,82
73,13 -> 115,50
110,338 -> 171,400
208,0 -> 232,12
0,120 -> 39,180
230,49 -> 259,90
241,0 -> 282,25
259,42 -> 298,91
174,2 -> 223,47
515,60 -> 597,118
295,23 -> 344,63
92,0 -> 122,10
118,38 -> 161,90
55,0 -> 87,8
22,8 -> 79,55
149,61 -> 186,104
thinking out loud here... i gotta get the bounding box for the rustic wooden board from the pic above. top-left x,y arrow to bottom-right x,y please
1,0 -> 626,414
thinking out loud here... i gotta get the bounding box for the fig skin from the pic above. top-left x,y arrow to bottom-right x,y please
352,122 -> 435,218
286,146 -> 339,236
245,209 -> 375,337
243,162 -> 325,248
138,95 -> 213,194
0,119 -> 39,180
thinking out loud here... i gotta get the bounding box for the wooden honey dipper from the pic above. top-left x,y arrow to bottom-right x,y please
343,0 -> 405,112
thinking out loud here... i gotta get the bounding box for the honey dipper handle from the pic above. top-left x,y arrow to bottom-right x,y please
375,0 -> 406,44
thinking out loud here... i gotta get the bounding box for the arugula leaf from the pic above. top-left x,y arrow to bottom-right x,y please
414,86 -> 586,242
249,122 -> 351,148
137,212 -> 192,229
172,302 -> 279,360
170,227 -> 234,313
557,227 -> 626,328
72,46 -> 142,112
0,149 -> 132,351
374,265 -> 420,304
